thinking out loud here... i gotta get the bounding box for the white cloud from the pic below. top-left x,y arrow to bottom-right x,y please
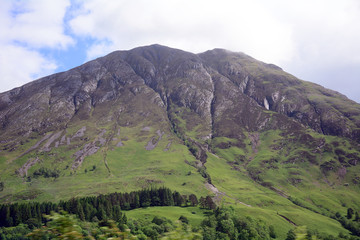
0,0 -> 73,92
266,0 -> 360,66
69,0 -> 360,102
70,0 -> 294,63
1,0 -> 74,48
263,0 -> 360,102
1,0 -> 360,102
0,45 -> 57,91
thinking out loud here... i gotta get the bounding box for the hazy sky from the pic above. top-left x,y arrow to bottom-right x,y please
1,0 -> 360,102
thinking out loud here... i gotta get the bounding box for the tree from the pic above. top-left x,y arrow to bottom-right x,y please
0,233 -> 6,240
83,203 -> 92,221
76,204 -> 85,221
134,194 -> 140,208
179,215 -> 189,224
203,226 -> 216,240
347,208 -> 354,219
25,218 -> 42,229
218,219 -> 235,238
21,204 -> 32,222
201,207 -> 273,240
205,196 -> 216,210
189,194 -> 198,206
113,205 -> 122,222
286,229 -> 296,240
199,197 -> 207,209
269,225 -> 276,238
26,212 -> 136,240
97,208 -> 107,221
152,216 -> 166,225
355,211 -> 360,222
98,220 -> 135,239
306,229 -> 314,240
121,213 -> 127,224
5,206 -> 13,227
182,195 -> 188,206
173,191 -> 184,206
163,188 -> 174,206
13,204 -> 22,226
201,215 -> 217,229
27,211 -> 84,239
140,191 -> 151,207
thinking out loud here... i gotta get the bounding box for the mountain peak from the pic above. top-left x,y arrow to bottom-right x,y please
1,45 -> 359,142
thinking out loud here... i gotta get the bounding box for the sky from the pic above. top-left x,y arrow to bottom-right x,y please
1,0 -> 360,103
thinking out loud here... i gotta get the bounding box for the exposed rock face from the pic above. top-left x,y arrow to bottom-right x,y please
145,130 -> 164,150
0,44 -> 360,155
199,49 -> 360,141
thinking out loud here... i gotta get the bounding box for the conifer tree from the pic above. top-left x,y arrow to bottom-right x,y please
189,194 -> 198,206
355,211 -> 360,222
5,205 -> 13,227
205,196 -> 216,210
199,197 -> 206,209
77,204 -> 85,221
173,191 -> 183,206
347,208 -> 354,219
134,194 -> 140,208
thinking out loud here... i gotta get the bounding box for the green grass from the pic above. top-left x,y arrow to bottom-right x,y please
204,130 -> 355,238
0,124 -> 209,203
124,204 -> 346,240
126,206 -> 209,226
169,105 -> 211,143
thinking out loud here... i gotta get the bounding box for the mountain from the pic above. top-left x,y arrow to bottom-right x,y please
1,44 -> 360,237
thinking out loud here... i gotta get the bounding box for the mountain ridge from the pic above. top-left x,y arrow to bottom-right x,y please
1,44 -> 359,144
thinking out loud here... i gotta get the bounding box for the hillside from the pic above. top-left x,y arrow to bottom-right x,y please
0,44 -> 360,238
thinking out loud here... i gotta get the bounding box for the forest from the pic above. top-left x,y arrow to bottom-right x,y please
1,187 -> 360,239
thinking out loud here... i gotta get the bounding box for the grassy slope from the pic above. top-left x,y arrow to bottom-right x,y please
163,103 -> 356,237
206,125 -> 360,237
0,123 -> 208,203
126,206 -> 209,227
0,104 -> 359,238
205,153 -> 347,239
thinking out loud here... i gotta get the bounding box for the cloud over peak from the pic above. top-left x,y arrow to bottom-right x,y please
1,0 -> 360,102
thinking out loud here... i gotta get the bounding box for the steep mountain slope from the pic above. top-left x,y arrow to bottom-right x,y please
0,44 -> 360,236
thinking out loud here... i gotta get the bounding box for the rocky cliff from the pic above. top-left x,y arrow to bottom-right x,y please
1,44 -> 359,148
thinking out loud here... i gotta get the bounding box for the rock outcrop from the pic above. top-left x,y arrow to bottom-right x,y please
1,44 -> 360,171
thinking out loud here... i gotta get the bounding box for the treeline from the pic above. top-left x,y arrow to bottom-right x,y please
0,207 -> 278,240
1,210 -> 198,240
333,209 -> 360,237
0,187 -> 215,228
201,207 -> 275,240
201,208 -> 359,240
1,211 -> 136,240
2,206 -> 358,240
32,167 -> 60,179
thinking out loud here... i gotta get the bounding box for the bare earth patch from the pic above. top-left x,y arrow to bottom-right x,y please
18,157 -> 40,177
145,130 -> 164,150
205,182 -> 252,207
